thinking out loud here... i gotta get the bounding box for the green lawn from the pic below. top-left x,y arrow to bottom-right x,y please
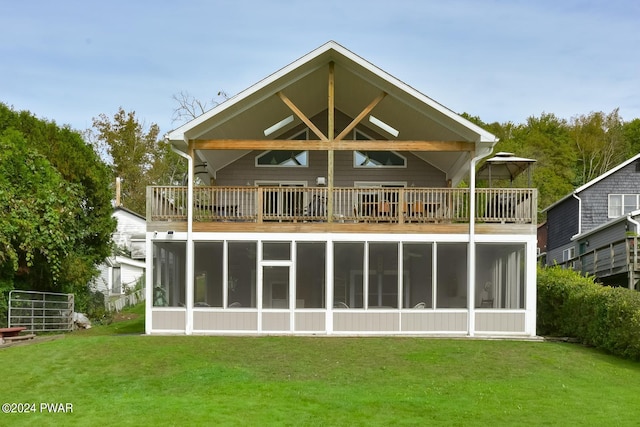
1,305 -> 639,426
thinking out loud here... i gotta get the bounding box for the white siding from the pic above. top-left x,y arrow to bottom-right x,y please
112,209 -> 146,256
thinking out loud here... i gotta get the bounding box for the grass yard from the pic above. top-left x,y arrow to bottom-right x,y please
1,305 -> 640,426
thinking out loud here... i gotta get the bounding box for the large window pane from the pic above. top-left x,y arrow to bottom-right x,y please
476,243 -> 525,309
152,242 -> 186,307
354,151 -> 406,167
228,242 -> 257,308
624,194 -> 638,215
194,242 -> 223,307
333,243 -> 364,308
436,243 -> 468,308
368,243 -> 398,308
296,242 -> 326,308
263,242 -> 291,260
403,243 -> 433,308
256,150 -> 308,166
608,194 -> 622,217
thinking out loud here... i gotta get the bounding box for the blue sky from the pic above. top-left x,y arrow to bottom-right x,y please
1,0 -> 638,134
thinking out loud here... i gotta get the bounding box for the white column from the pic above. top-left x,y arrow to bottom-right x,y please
145,232 -> 154,335
171,143 -> 194,335
326,240 -> 334,335
526,237 -> 538,336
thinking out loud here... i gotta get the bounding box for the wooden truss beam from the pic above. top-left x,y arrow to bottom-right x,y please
276,91 -> 328,141
334,92 -> 386,142
191,139 -> 475,152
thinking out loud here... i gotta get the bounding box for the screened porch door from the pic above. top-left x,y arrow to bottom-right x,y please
262,265 -> 291,309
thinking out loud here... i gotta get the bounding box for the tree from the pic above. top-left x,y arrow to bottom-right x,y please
623,118 -> 640,156
147,137 -> 188,187
570,109 -> 627,185
0,103 -> 115,315
0,130 -> 81,286
171,90 -> 228,125
91,108 -> 161,214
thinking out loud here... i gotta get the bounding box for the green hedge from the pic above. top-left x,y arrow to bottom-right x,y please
537,265 -> 640,360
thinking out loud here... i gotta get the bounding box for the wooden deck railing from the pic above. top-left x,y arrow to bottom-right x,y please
147,186 -> 537,225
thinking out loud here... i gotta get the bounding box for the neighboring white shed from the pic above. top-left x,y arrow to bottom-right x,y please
94,256 -> 146,295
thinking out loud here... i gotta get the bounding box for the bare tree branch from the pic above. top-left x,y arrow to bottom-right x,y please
171,90 -> 229,126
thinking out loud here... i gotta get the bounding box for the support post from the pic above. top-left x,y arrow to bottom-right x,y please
327,62 -> 335,223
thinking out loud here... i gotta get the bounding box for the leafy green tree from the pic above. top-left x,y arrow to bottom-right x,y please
0,130 -> 81,287
0,103 -> 115,315
570,109 -> 627,185
147,137 -> 188,186
91,108 -> 161,214
623,118 -> 640,156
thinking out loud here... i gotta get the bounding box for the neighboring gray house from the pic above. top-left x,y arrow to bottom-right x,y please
543,153 -> 640,288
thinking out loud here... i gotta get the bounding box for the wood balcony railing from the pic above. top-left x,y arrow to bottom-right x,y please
147,186 -> 537,225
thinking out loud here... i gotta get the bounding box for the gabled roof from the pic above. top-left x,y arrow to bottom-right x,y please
544,152 -> 640,212
571,208 -> 640,241
168,41 -> 498,184
114,206 -> 146,221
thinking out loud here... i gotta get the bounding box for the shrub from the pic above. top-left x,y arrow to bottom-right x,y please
537,265 -> 640,360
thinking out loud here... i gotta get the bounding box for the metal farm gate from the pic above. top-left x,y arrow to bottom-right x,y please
8,290 -> 74,332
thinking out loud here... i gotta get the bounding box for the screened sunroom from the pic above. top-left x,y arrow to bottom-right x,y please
145,41 -> 537,338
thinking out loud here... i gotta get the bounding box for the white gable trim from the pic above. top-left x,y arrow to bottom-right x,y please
543,152 -> 640,212
168,41 -> 496,147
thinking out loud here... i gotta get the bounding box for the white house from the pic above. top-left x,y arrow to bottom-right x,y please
94,206 -> 146,296
145,41 -> 538,337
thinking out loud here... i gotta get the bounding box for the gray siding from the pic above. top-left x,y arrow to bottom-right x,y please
401,311 -> 467,332
547,242 -> 576,266
576,220 -> 627,251
193,311 -> 258,331
217,150 -> 446,187
546,197 -> 579,257
580,161 -> 640,233
334,312 -> 400,332
215,109 -> 447,187
262,312 -> 290,331
475,312 -> 525,333
294,311 -> 325,332
152,310 -> 185,331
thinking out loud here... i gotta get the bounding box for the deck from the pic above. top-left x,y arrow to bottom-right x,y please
147,186 -> 537,234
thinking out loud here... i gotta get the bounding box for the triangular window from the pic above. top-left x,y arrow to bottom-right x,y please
256,130 -> 309,167
353,130 -> 405,167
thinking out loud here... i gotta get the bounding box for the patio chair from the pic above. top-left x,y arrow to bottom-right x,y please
412,202 -> 425,222
377,201 -> 391,221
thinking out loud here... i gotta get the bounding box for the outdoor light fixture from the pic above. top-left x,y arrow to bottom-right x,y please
369,115 -> 399,137
264,115 -> 294,136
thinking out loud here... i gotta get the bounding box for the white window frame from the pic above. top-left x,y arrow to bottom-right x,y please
608,194 -> 640,218
255,130 -> 309,167
562,247 -> 575,261
352,129 -> 406,168
354,151 -> 407,168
